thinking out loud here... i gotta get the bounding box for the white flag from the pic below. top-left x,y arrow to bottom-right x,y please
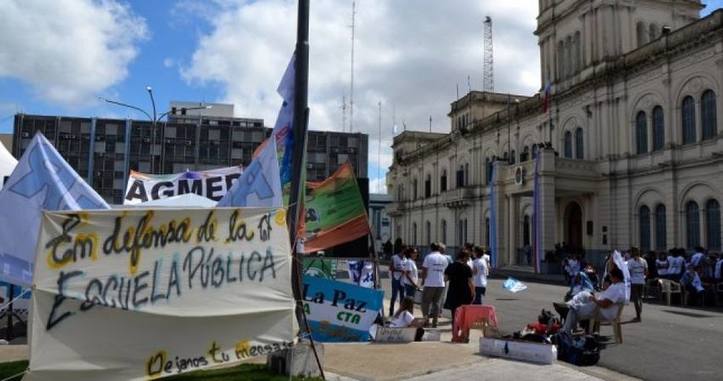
0,133 -> 109,287
217,138 -> 282,208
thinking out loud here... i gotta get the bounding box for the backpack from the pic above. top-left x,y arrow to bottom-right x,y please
554,332 -> 601,366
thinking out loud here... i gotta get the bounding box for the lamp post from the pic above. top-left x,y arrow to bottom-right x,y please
100,92 -> 211,173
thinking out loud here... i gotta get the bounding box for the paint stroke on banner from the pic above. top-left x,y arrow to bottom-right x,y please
302,276 -> 383,342
27,208 -> 295,381
123,166 -> 244,205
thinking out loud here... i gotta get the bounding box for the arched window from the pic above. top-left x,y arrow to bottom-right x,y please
655,204 -> 667,250
682,96 -> 696,144
706,199 -> 721,250
652,106 -> 664,151
412,222 -> 418,246
532,144 -> 539,159
686,201 -> 700,248
520,146 -> 530,162
636,111 -> 648,154
426,221 -> 431,245
637,21 -> 647,47
523,215 -> 531,247
649,23 -> 659,41
441,219 -> 447,244
701,90 -> 717,140
639,206 -> 651,252
564,131 -> 573,158
440,169 -> 447,192
510,150 -> 516,165
575,127 -> 584,159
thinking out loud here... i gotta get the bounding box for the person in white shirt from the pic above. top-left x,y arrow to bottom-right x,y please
690,246 -> 706,267
401,248 -> 420,297
390,297 -> 425,341
567,256 -> 580,282
656,252 -> 669,278
562,268 -> 627,332
627,248 -> 648,321
664,249 -> 685,281
472,246 -> 489,304
389,248 -> 408,316
680,265 -> 705,306
421,242 -> 449,328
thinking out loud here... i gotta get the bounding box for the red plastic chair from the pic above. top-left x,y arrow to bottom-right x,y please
452,305 -> 498,342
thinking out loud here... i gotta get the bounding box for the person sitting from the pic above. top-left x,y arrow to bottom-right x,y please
389,297 -> 425,341
562,268 -> 626,333
662,249 -> 685,281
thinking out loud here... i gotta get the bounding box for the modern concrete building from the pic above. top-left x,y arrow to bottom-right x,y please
12,104 -> 368,204
387,1 -> 723,272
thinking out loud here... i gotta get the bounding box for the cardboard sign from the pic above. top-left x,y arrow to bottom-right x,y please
302,276 -> 383,342
26,208 -> 295,381
123,166 -> 243,205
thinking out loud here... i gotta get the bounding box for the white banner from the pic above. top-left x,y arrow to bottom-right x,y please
26,208 -> 295,381
123,166 -> 244,205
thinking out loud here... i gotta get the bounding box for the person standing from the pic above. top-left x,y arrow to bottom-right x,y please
444,250 -> 474,328
472,246 -> 489,304
627,248 -> 648,322
402,248 -> 420,298
389,246 -> 407,316
420,242 -> 449,328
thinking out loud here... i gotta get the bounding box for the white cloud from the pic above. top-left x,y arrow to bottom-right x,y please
181,0 -> 540,176
0,0 -> 147,106
163,58 -> 176,68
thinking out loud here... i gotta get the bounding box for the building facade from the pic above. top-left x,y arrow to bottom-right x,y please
369,193 -> 393,253
12,106 -> 368,204
387,1 -> 723,271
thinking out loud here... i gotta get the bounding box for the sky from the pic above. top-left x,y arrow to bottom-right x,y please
1,0 -> 722,194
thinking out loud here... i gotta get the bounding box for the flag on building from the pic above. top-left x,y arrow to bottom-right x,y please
217,138 -> 282,208
542,82 -> 552,114
302,163 -> 369,253
532,155 -> 542,273
0,133 -> 109,287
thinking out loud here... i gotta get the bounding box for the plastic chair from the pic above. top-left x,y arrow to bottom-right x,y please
658,279 -> 685,306
589,303 -> 625,344
452,305 -> 498,342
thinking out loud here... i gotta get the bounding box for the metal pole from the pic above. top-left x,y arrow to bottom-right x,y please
147,87 -> 157,173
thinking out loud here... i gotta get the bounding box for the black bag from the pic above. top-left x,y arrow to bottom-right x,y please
555,332 -> 601,366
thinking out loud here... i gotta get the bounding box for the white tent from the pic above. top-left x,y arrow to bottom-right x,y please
0,140 -> 17,190
138,193 -> 218,208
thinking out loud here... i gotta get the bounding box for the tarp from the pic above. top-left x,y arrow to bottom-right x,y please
139,193 -> 218,208
302,276 -> 383,342
123,165 -> 244,205
25,208 -> 295,381
0,140 -> 17,190
303,163 -> 369,253
0,133 -> 109,287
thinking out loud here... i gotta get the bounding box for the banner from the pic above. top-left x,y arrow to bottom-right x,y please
302,276 -> 383,342
0,133 -> 109,287
302,258 -> 337,280
26,208 -> 295,381
123,166 -> 244,205
217,139 -> 282,208
303,163 -> 369,253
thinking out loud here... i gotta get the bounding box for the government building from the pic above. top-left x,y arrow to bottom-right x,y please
386,0 -> 723,271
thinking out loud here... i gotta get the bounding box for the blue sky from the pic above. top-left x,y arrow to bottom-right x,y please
1,0 -> 722,193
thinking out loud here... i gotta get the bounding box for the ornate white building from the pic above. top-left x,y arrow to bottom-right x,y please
386,0 -> 723,271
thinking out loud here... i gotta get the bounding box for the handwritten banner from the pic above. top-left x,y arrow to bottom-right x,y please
302,276 -> 383,342
27,208 -> 295,381
123,166 -> 244,205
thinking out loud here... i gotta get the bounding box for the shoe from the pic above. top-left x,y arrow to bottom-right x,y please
632,317 -> 641,322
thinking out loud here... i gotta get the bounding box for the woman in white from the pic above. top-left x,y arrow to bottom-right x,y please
472,247 -> 489,304
402,248 -> 420,298
390,297 -> 425,341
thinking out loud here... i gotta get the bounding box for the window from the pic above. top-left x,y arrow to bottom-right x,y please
456,166 -> 464,188
424,174 -> 431,198
686,201 -> 700,248
574,31 -> 581,73
440,169 -> 447,192
532,144 -> 539,160
441,219 -> 447,244
652,106 -> 664,151
655,204 -> 667,250
510,150 -> 516,164
413,178 -> 418,200
426,221 -> 431,245
706,199 -> 721,250
523,215 -> 531,247
575,127 -> 584,159
636,111 -> 648,154
682,96 -> 696,144
564,131 -> 573,158
701,90 -> 716,140
639,206 -> 651,252
520,146 -> 530,162
486,158 -> 494,184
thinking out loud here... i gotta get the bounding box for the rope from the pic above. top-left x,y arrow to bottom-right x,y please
0,370 -> 27,381
0,289 -> 30,314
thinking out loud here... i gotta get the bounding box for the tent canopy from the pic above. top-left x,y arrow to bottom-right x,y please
0,141 -> 17,190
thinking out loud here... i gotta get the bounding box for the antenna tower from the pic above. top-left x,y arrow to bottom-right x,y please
483,16 -> 494,92
349,1 -> 356,132
341,95 -> 347,131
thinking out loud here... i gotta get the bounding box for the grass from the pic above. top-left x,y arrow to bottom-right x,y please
0,361 -> 322,381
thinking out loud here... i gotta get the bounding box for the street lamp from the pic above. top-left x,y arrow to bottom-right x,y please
99,90 -> 212,173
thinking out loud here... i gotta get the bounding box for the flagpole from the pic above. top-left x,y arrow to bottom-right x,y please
288,1 -> 325,379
